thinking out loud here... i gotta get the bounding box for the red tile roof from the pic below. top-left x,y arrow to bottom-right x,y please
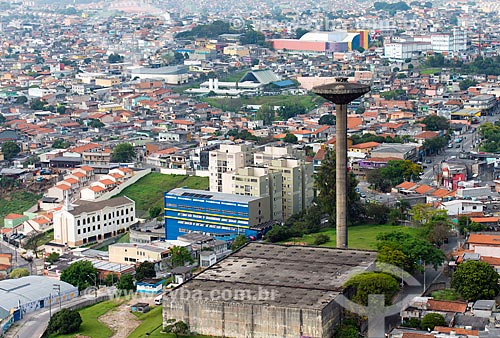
351,141 -> 380,149
427,299 -> 467,313
4,213 -> 24,220
433,326 -> 478,336
468,233 -> 500,246
396,181 -> 418,190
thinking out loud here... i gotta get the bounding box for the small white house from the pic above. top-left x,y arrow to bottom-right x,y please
439,200 -> 483,216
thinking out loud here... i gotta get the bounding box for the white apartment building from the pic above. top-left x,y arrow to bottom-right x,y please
384,42 -> 431,60
431,29 -> 467,53
222,167 -> 283,221
209,144 -> 255,192
53,196 -> 135,247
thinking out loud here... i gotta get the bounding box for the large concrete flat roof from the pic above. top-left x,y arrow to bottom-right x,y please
168,242 -> 376,309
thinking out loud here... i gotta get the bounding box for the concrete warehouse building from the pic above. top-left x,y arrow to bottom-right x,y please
163,243 -> 377,338
0,276 -> 78,323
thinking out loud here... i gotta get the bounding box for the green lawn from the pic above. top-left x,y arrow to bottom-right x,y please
281,224 -> 422,250
418,68 -> 442,75
129,306 -> 213,338
116,173 -> 208,217
220,69 -> 250,82
431,289 -> 462,301
204,93 -> 323,112
128,306 -> 163,338
0,191 -> 41,226
50,298 -> 125,338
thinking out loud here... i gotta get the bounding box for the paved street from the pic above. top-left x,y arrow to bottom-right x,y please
5,288 -> 113,338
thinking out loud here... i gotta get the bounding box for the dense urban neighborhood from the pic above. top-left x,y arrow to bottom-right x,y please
2,0 -> 500,337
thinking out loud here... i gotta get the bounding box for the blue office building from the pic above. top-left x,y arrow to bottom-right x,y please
164,188 -> 272,241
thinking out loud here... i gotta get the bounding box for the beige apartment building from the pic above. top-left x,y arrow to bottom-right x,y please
268,158 -> 314,220
209,144 -> 255,192
108,243 -> 170,265
253,145 -> 304,165
222,167 -> 283,221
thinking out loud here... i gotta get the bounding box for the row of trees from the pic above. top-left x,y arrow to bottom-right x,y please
478,121 -> 500,153
255,101 -> 311,125
350,133 -> 409,145
424,55 -> 500,76
367,160 -> 422,192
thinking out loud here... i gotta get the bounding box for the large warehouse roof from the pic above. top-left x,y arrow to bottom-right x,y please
300,31 -> 348,42
0,276 -> 78,319
167,242 -> 377,309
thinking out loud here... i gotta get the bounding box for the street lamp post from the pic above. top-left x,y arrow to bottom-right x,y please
87,274 -> 97,299
53,284 -> 61,311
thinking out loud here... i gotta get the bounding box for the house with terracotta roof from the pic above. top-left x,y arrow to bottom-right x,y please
3,213 -> 29,229
22,215 -> 52,235
402,297 -> 467,325
95,179 -> 116,191
73,166 -> 95,180
46,183 -> 72,202
467,234 -> 500,257
414,131 -> 440,144
80,185 -> 107,201
349,141 -> 380,155
395,181 -> 419,191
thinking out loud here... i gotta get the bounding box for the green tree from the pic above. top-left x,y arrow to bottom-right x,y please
451,260 -> 500,301
46,309 -> 82,335
277,102 -> 307,119
240,29 -> 266,46
377,242 -> 412,272
420,313 -> 445,331
423,136 -> 448,155
0,113 -> 4,124
108,53 -> 124,63
117,273 -> 135,291
29,98 -> 47,110
231,235 -> 248,251
111,143 -> 136,163
377,231 -> 445,271
60,260 -> 97,291
459,79 -> 478,91
135,261 -> 156,281
283,133 -> 298,144
15,96 -> 27,104
1,141 -> 21,161
57,104 -> 67,114
364,203 -> 390,224
368,160 -> 422,191
164,319 -> 189,338
46,252 -> 60,264
9,268 -> 29,278
334,319 -> 359,338
318,114 -> 336,125
256,104 -> 274,125
421,115 -> 450,131
148,206 -> 162,219
104,273 -> 118,286
345,272 -> 399,305
295,28 -> 310,39
313,233 -> 330,245
314,149 -> 361,224
265,225 -> 300,243
52,139 -> 71,149
88,119 -> 105,128
170,246 -> 194,267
